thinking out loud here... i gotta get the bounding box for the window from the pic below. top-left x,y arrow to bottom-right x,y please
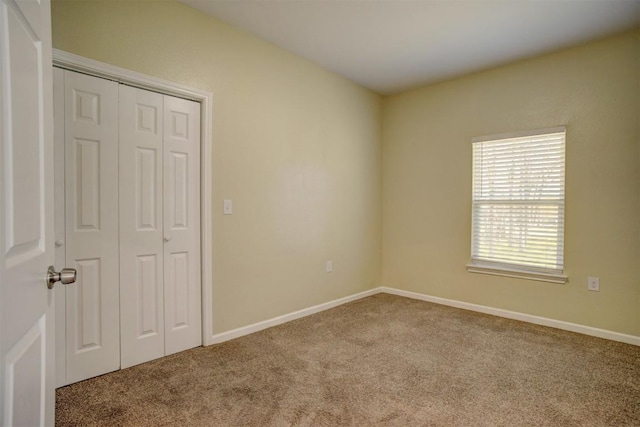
467,127 -> 567,283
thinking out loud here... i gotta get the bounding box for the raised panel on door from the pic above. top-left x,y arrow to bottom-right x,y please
163,95 -> 202,355
119,85 -> 165,369
63,70 -> 120,384
0,0 -> 55,424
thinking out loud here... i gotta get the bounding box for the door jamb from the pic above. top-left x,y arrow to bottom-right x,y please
52,49 -> 214,349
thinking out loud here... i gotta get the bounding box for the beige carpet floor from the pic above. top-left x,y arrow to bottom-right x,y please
56,293 -> 640,426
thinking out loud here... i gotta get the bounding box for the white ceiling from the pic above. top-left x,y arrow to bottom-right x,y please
180,0 -> 640,95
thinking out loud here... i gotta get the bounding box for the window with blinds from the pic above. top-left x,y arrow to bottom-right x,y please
469,127 -> 566,281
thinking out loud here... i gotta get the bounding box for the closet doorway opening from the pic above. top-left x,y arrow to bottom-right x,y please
52,51 -> 213,387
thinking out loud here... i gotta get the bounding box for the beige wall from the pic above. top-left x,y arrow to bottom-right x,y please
52,0 -> 382,333
52,0 -> 639,339
382,31 -> 640,336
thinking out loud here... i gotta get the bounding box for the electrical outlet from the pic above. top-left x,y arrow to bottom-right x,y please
326,261 -> 333,273
588,276 -> 599,292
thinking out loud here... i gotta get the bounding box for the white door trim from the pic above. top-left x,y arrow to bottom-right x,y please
52,49 -> 214,346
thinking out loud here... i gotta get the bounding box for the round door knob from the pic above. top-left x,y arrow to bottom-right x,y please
55,239 -> 65,247
46,265 -> 77,289
164,236 -> 171,242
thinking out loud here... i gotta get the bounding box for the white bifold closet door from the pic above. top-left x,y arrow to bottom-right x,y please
55,69 -> 202,384
162,94 -> 202,357
60,70 -> 121,384
119,85 -> 201,369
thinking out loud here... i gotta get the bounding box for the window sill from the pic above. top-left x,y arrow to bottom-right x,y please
466,263 -> 568,284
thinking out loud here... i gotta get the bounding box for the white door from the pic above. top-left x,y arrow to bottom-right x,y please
163,95 -> 201,356
120,86 -> 201,368
57,70 -> 120,384
0,0 -> 56,425
54,76 -> 202,377
119,85 -> 166,369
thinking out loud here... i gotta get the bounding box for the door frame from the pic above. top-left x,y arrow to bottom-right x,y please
52,50 -> 214,352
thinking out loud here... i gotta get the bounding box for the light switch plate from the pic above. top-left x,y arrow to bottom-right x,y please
224,199 -> 232,215
588,276 -> 599,292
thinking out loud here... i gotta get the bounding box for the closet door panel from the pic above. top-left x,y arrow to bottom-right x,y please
63,70 -> 120,384
119,85 -> 165,369
163,95 -> 202,355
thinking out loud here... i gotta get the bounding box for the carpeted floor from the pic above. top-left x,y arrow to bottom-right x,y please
56,293 -> 640,426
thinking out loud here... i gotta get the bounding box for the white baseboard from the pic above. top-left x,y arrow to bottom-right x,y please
210,288 -> 380,344
209,286 -> 640,347
380,286 -> 640,347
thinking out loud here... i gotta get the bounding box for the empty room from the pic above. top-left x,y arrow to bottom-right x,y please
0,0 -> 638,425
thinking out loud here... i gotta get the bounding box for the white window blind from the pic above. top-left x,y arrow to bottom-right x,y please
471,128 -> 566,276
